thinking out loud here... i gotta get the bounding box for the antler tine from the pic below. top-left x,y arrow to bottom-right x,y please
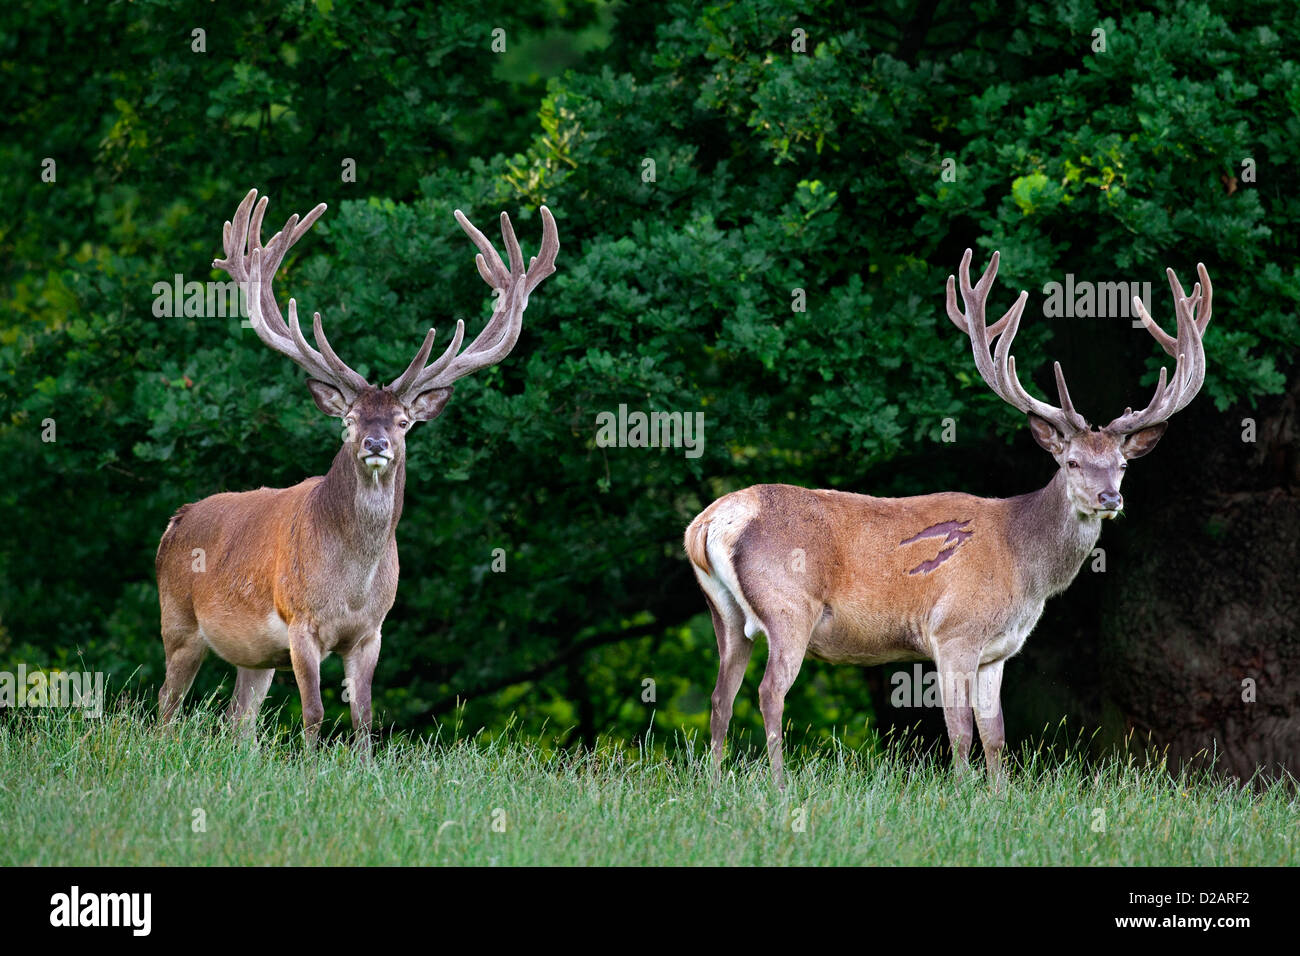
456,208 -> 511,287
998,315 -> 1086,432
213,189 -> 367,400
944,251 -> 971,332
946,250 -> 1019,338
310,309 -> 368,391
405,276 -> 523,395
1194,262 -> 1213,335
388,327 -> 439,396
949,248 -> 1087,435
389,207 -> 558,401
1052,361 -> 1082,422
252,212 -> 300,345
422,276 -> 525,386
1132,269 -> 1182,357
214,189 -> 257,280
240,246 -> 331,386
248,195 -> 270,262
501,211 -> 525,280
417,318 -> 467,381
1105,263 -> 1211,435
525,205 -> 560,296
388,320 -> 466,397
461,213 -> 524,359
283,297 -> 341,385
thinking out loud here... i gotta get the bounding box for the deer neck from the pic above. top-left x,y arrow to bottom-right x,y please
1009,469 -> 1102,600
309,444 -> 404,568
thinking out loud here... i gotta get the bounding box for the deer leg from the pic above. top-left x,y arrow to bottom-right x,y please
757,615 -> 813,791
974,659 -> 1007,789
227,667 -> 274,736
707,595 -> 752,778
159,627 -> 206,723
934,646 -> 979,779
288,623 -> 324,747
343,630 -> 381,757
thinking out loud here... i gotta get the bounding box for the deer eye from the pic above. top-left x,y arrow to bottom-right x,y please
1067,460 -> 1079,469
1119,462 -> 1127,470
398,420 -> 410,430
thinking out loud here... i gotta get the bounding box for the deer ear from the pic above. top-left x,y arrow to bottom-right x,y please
409,387 -> 454,422
1027,414 -> 1066,454
1120,422 -> 1168,459
307,380 -> 350,418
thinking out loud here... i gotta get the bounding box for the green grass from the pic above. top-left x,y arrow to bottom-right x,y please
2,699 -> 1295,866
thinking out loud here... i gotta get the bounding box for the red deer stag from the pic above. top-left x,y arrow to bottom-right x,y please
685,249 -> 1211,786
156,189 -> 559,746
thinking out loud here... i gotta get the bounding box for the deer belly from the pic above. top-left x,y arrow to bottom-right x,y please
806,605 -> 930,665
198,610 -> 293,669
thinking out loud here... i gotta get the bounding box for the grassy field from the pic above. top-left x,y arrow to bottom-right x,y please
2,700 -> 1295,866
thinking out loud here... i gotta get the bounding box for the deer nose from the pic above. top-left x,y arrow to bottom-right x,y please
363,435 -> 389,455
1098,490 -> 1123,510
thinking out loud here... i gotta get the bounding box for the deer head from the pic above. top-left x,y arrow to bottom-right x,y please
946,249 -> 1212,519
213,189 -> 559,483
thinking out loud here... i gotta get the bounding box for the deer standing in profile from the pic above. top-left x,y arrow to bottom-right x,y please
685,249 -> 1212,787
155,189 -> 558,746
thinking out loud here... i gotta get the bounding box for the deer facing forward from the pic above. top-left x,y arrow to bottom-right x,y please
685,249 -> 1211,786
155,189 -> 558,746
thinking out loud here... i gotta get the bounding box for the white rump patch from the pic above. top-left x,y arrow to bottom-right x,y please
701,497 -> 766,642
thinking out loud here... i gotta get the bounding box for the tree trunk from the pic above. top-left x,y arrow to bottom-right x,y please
1098,381 -> 1299,780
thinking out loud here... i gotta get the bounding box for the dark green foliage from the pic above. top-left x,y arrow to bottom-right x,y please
2,0 -> 1294,749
